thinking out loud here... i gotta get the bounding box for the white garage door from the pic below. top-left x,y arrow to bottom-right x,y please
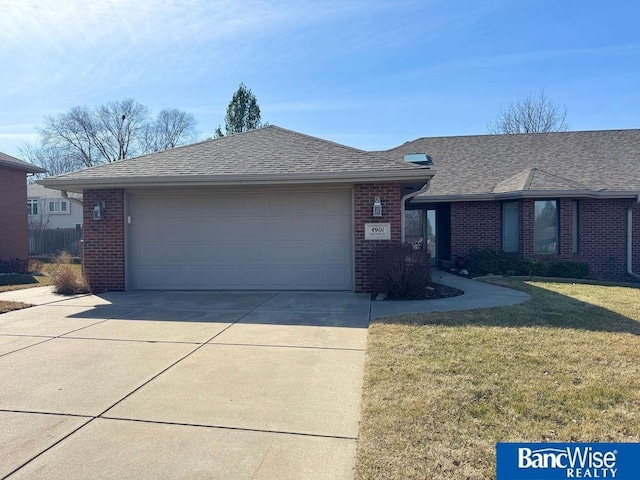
129,190 -> 353,290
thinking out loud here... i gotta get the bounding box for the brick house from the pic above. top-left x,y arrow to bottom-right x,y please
386,130 -> 640,281
40,127 -> 640,292
0,152 -> 47,267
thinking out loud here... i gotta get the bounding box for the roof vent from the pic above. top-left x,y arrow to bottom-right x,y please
404,153 -> 432,166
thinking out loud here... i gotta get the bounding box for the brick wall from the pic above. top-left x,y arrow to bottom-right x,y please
450,197 -> 640,281
0,166 -> 28,262
577,198 -> 638,280
450,201 -> 501,261
83,189 -> 125,292
353,183 -> 402,293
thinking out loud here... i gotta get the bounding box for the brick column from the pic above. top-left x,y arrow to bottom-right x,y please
353,183 -> 402,293
83,189 -> 125,292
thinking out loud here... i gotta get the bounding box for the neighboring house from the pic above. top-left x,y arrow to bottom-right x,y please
27,183 -> 83,230
0,152 -> 46,266
40,126 -> 640,292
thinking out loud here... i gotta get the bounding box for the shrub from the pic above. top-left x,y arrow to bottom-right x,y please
371,242 -> 431,299
548,261 -> 589,279
50,252 -> 89,295
28,258 -> 44,274
466,248 -> 513,275
0,258 -> 29,274
516,259 -> 549,276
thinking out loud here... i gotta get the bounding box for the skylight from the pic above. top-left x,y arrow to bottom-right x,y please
404,153 -> 432,166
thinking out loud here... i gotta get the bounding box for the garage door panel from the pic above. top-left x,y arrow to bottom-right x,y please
130,191 -> 352,290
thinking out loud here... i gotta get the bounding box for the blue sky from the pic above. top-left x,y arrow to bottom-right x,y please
1,0 -> 638,158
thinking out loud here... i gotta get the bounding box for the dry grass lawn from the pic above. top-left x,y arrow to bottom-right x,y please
355,277 -> 640,480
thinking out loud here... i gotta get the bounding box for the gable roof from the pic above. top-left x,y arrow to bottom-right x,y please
0,151 -> 47,174
383,129 -> 640,201
40,126 -> 434,192
27,183 -> 83,201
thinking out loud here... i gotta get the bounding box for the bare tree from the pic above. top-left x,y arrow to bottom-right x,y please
94,99 -> 150,160
28,99 -> 200,175
488,91 -> 569,134
143,109 -> 199,152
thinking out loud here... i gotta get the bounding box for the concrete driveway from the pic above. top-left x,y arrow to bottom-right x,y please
0,290 -> 371,479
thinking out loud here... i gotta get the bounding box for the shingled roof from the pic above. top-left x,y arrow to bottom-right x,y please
0,151 -> 46,173
383,129 -> 640,200
41,125 -> 433,192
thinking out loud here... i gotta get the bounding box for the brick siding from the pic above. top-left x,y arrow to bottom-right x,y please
450,201 -> 502,262
0,166 -> 28,262
450,198 -> 640,281
353,183 -> 402,292
83,189 -> 125,292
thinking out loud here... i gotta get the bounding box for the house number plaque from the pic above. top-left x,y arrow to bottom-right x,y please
364,223 -> 391,240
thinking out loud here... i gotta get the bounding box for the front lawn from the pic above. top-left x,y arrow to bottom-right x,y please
355,278 -> 640,479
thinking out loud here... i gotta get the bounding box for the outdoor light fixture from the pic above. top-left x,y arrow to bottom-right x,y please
373,196 -> 382,217
92,202 -> 105,221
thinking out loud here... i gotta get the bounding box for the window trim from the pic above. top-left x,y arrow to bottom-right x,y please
533,199 -> 559,255
47,199 -> 70,215
27,199 -> 38,216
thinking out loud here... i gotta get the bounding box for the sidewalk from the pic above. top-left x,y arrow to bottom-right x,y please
0,286 -> 87,306
370,270 -> 531,320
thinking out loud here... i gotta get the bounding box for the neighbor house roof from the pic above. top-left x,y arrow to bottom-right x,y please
383,129 -> 640,201
27,183 -> 83,202
0,152 -> 47,174
40,126 -> 434,192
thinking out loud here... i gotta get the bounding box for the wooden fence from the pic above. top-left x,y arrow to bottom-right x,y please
28,229 -> 83,257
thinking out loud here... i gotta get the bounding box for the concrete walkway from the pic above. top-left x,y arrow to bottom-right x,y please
0,275 -> 529,479
370,270 -> 531,320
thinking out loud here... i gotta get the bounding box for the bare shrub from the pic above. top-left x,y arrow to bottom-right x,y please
28,258 -> 44,274
50,252 -> 89,295
371,242 -> 432,299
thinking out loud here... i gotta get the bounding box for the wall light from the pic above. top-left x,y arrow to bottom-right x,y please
373,196 -> 382,217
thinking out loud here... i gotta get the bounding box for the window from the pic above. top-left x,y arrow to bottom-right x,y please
534,200 -> 558,254
48,200 -> 69,214
404,210 -> 424,247
572,200 -> 579,254
403,209 -> 437,264
502,201 -> 519,253
27,199 -> 38,216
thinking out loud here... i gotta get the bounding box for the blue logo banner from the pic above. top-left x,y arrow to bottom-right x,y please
496,442 -> 640,479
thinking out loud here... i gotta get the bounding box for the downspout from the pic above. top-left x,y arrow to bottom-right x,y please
627,194 -> 640,280
400,180 -> 432,242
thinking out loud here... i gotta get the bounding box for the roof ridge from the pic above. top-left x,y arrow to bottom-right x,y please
530,167 -> 593,190
380,128 -> 640,152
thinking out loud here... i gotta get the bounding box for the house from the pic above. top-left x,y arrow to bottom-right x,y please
27,183 -> 83,230
0,152 -> 47,268
385,129 -> 640,281
39,126 -> 640,292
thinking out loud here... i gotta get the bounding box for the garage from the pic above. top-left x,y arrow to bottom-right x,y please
128,189 -> 353,290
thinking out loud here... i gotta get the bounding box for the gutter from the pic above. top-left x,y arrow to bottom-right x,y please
411,190 -> 640,203
37,168 -> 437,193
400,180 -> 432,242
627,194 -> 640,280
60,190 -> 83,204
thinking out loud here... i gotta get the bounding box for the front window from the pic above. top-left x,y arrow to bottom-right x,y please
27,199 -> 38,216
502,201 -> 519,253
48,200 -> 70,214
534,200 -> 558,254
